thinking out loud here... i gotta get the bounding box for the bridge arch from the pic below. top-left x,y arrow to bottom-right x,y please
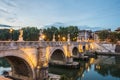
50,49 -> 65,62
0,50 -> 35,80
49,47 -> 66,63
72,47 -> 79,57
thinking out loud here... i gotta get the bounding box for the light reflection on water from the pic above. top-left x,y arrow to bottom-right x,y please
49,56 -> 120,80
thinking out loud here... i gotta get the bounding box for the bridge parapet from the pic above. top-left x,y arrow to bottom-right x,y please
71,42 -> 79,45
46,41 -> 68,46
0,41 -> 89,48
70,41 -> 88,45
0,41 -> 71,50
0,41 -> 38,50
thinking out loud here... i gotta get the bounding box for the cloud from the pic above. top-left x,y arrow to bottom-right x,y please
7,17 -> 17,22
1,0 -> 16,7
0,0 -> 18,23
0,8 -> 17,23
0,8 -> 9,14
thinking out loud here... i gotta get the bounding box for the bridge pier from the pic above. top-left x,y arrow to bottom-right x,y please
35,66 -> 48,80
35,47 -> 49,80
66,57 -> 73,64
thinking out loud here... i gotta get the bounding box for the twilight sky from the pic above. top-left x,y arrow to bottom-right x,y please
0,0 -> 120,29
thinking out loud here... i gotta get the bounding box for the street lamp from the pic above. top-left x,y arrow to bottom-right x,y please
58,35 -> 60,41
62,37 -> 66,41
42,34 -> 45,40
9,28 -> 13,41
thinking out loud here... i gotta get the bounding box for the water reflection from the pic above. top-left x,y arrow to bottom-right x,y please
49,56 -> 120,80
95,56 -> 120,78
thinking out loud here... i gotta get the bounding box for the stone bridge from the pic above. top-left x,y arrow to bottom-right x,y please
0,41 -> 94,80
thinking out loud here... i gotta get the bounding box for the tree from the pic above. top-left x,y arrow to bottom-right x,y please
0,29 -> 10,41
22,27 -> 39,41
43,26 -> 59,41
108,32 -> 117,43
12,30 -> 19,41
66,26 -> 79,41
0,26 -> 79,41
98,30 -> 110,41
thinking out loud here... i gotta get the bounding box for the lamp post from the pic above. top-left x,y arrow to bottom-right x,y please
42,34 -> 45,40
9,28 -> 13,41
58,35 -> 60,41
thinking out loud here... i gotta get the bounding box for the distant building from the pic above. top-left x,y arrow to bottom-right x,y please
77,30 -> 92,42
115,27 -> 120,32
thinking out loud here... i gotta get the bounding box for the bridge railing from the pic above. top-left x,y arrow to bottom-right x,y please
0,41 -> 69,49
70,41 -> 88,45
0,41 -> 88,50
0,41 -> 39,50
44,41 -> 68,47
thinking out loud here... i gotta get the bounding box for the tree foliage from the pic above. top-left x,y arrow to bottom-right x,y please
98,30 -> 110,41
22,27 -> 39,41
43,26 -> 79,41
0,29 -> 10,41
12,30 -> 19,41
98,30 -> 120,43
0,26 -> 79,41
1,26 -> 120,43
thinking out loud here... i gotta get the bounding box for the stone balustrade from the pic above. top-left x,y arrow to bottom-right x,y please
0,41 -> 86,50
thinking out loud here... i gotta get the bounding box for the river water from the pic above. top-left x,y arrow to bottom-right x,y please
0,56 -> 120,80
49,56 -> 120,80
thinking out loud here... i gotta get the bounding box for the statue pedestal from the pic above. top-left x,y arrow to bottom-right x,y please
66,57 -> 73,64
18,37 -> 23,41
39,37 -> 44,41
52,38 -> 55,42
